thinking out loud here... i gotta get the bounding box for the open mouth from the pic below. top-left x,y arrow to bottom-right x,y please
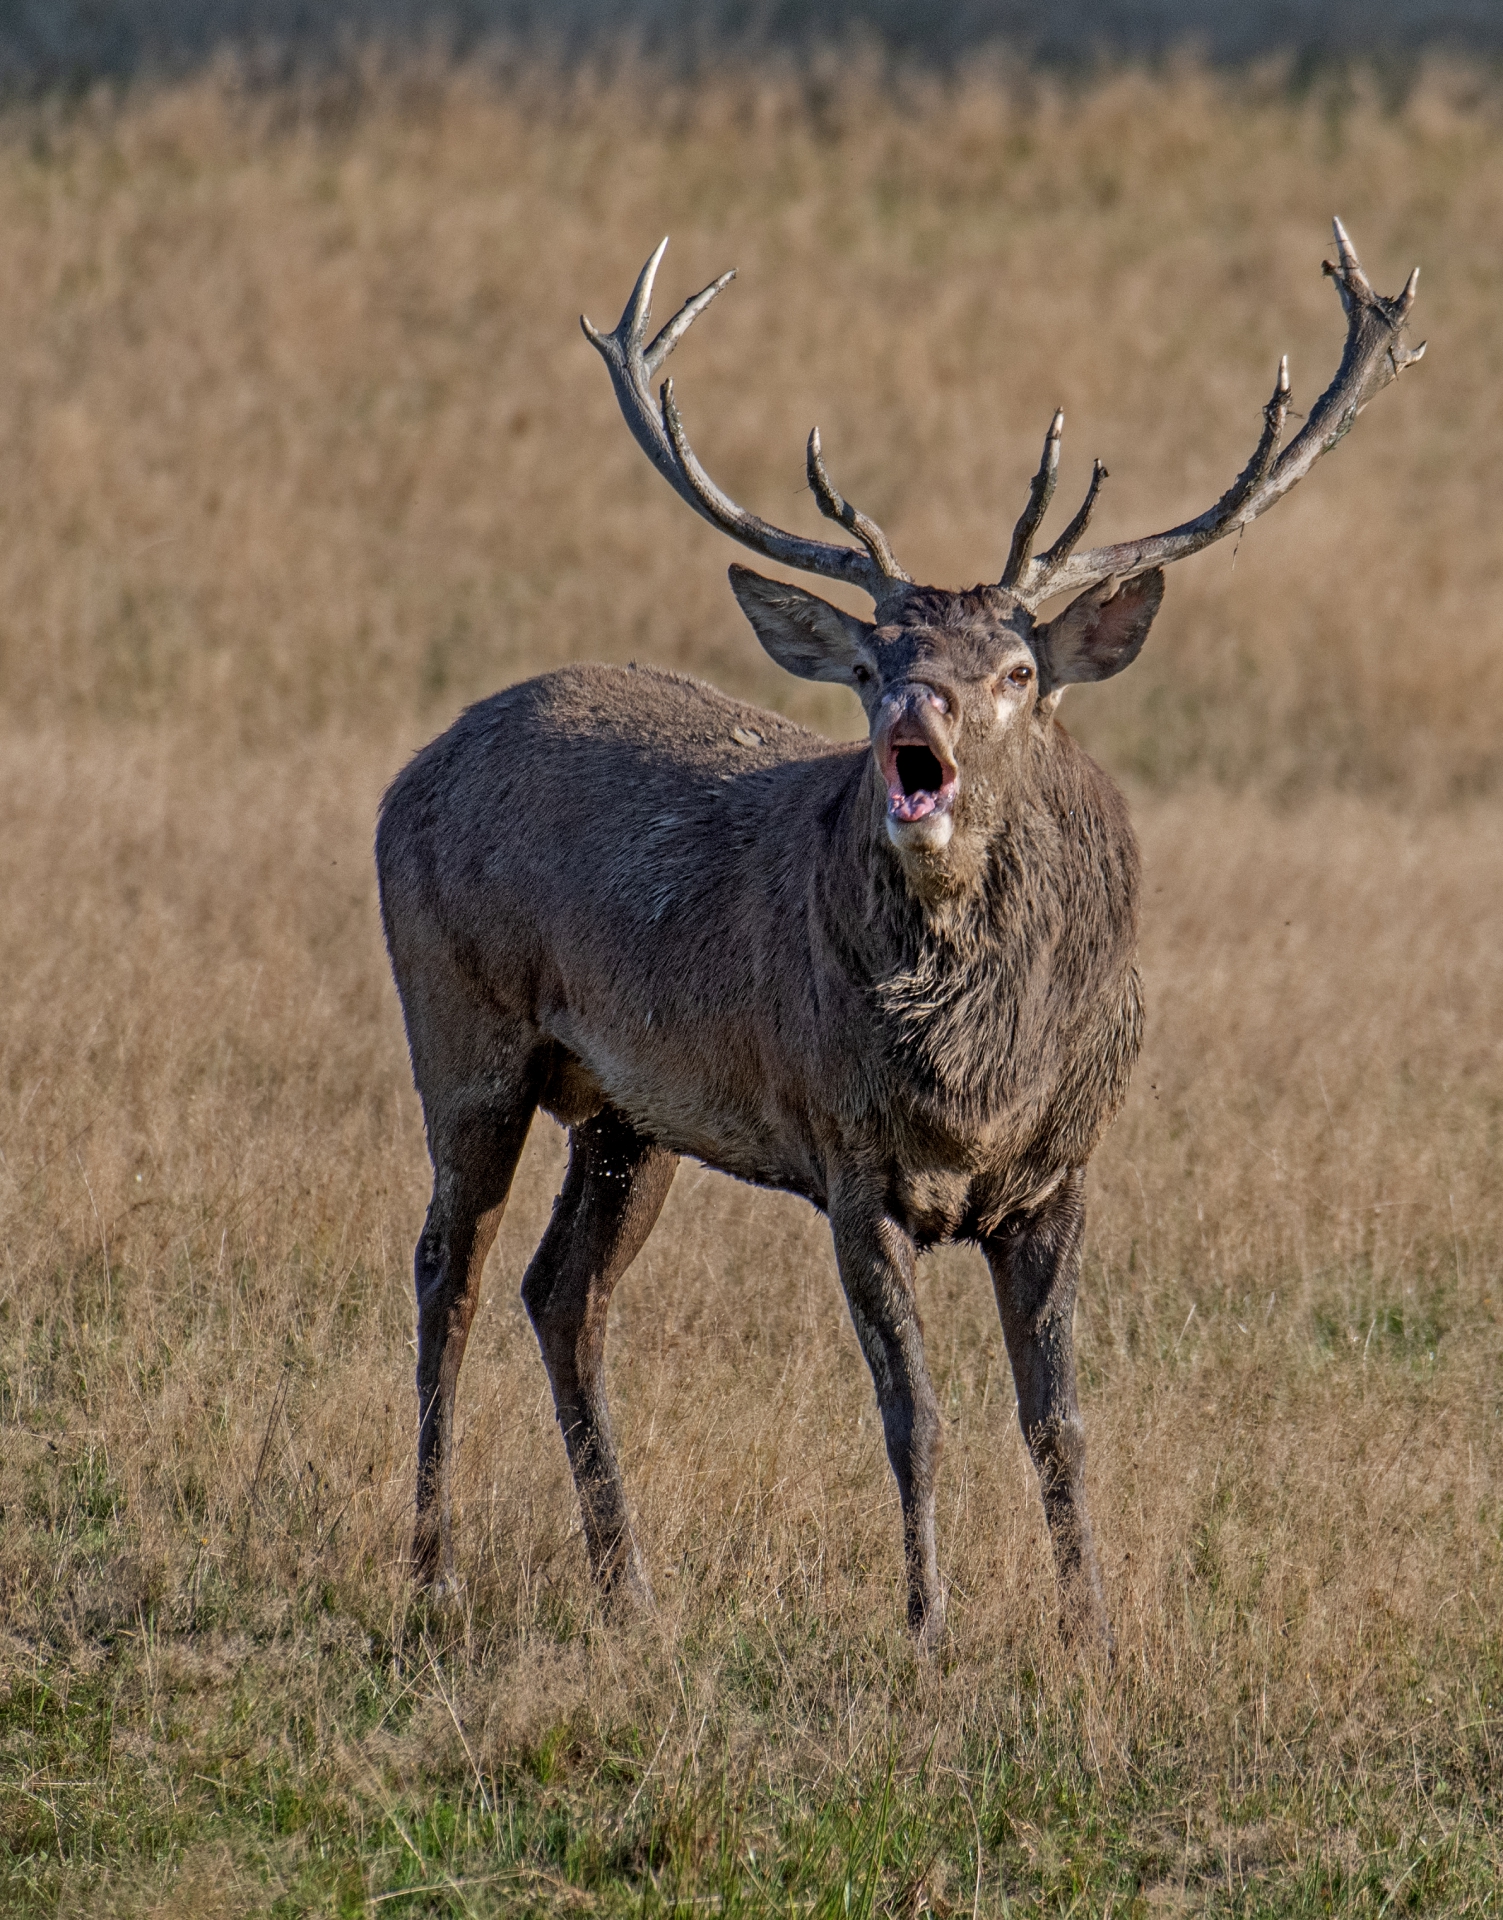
883,737 -> 958,824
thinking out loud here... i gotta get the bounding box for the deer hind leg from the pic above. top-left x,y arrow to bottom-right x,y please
521,1104 -> 677,1609
412,1084 -> 538,1590
829,1196 -> 945,1648
983,1168 -> 1110,1649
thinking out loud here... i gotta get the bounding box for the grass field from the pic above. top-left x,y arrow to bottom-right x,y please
1,54 -> 1501,1917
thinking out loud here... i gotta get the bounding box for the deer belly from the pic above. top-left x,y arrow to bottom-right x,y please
542,1015 -> 828,1201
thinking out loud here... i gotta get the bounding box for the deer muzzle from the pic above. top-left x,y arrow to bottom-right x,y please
875,686 -> 959,851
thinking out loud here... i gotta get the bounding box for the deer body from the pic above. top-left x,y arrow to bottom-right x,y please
379,227 -> 1421,1644
380,658 -> 1140,1241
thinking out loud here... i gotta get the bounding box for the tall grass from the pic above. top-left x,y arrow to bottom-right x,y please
0,59 -> 1500,1915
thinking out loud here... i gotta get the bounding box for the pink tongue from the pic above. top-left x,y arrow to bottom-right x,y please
890,789 -> 937,822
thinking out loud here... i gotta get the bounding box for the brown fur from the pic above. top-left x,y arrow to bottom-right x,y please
377,566 -> 1163,1643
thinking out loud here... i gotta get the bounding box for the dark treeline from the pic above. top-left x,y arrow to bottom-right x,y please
1,0 -> 1500,96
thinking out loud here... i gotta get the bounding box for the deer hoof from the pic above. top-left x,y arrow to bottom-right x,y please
1059,1604 -> 1114,1665
910,1592 -> 948,1656
601,1551 -> 656,1618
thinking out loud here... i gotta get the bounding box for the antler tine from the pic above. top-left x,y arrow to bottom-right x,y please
1327,216 -> 1374,306
644,268 -> 736,378
583,240 -> 908,601
807,428 -> 912,584
1031,458 -> 1108,591
1019,221 -> 1423,609
623,236 -> 668,352
1001,410 -> 1063,587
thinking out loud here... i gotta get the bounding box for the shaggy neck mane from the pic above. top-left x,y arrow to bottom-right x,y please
823,725 -> 1138,1123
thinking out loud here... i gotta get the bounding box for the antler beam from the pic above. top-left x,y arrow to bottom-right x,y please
583,240 -> 910,601
1003,219 -> 1424,610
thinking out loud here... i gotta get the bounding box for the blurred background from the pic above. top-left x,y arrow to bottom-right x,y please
1,8 -> 1500,1910
0,1 -> 1496,795
2,0 -> 1503,93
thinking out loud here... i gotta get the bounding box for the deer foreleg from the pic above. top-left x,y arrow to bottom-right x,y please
983,1168 -> 1110,1648
830,1196 -> 944,1647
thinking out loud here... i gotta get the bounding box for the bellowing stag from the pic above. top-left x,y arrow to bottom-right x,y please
377,223 -> 1421,1646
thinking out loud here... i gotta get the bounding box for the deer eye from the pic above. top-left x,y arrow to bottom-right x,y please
852,663 -> 874,687
1004,663 -> 1033,689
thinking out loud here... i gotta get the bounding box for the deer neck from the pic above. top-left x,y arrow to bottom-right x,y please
852,724 -> 1048,923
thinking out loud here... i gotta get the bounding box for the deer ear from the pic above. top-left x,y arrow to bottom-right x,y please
1035,569 -> 1165,690
729,565 -> 874,685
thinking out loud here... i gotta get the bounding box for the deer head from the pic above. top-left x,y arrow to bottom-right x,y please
584,228 -> 1422,884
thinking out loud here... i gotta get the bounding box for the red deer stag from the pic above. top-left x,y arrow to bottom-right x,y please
377,223 -> 1421,1646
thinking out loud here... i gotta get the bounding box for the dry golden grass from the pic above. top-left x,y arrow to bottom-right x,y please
0,56 -> 1500,1915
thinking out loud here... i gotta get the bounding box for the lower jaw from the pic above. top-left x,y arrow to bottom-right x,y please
887,807 -> 954,853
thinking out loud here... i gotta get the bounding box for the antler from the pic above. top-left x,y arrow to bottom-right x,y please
1003,219 -> 1424,610
583,239 -> 911,602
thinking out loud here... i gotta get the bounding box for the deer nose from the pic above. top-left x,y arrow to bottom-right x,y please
906,682 -> 950,715
875,684 -> 960,773
883,681 -> 953,725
